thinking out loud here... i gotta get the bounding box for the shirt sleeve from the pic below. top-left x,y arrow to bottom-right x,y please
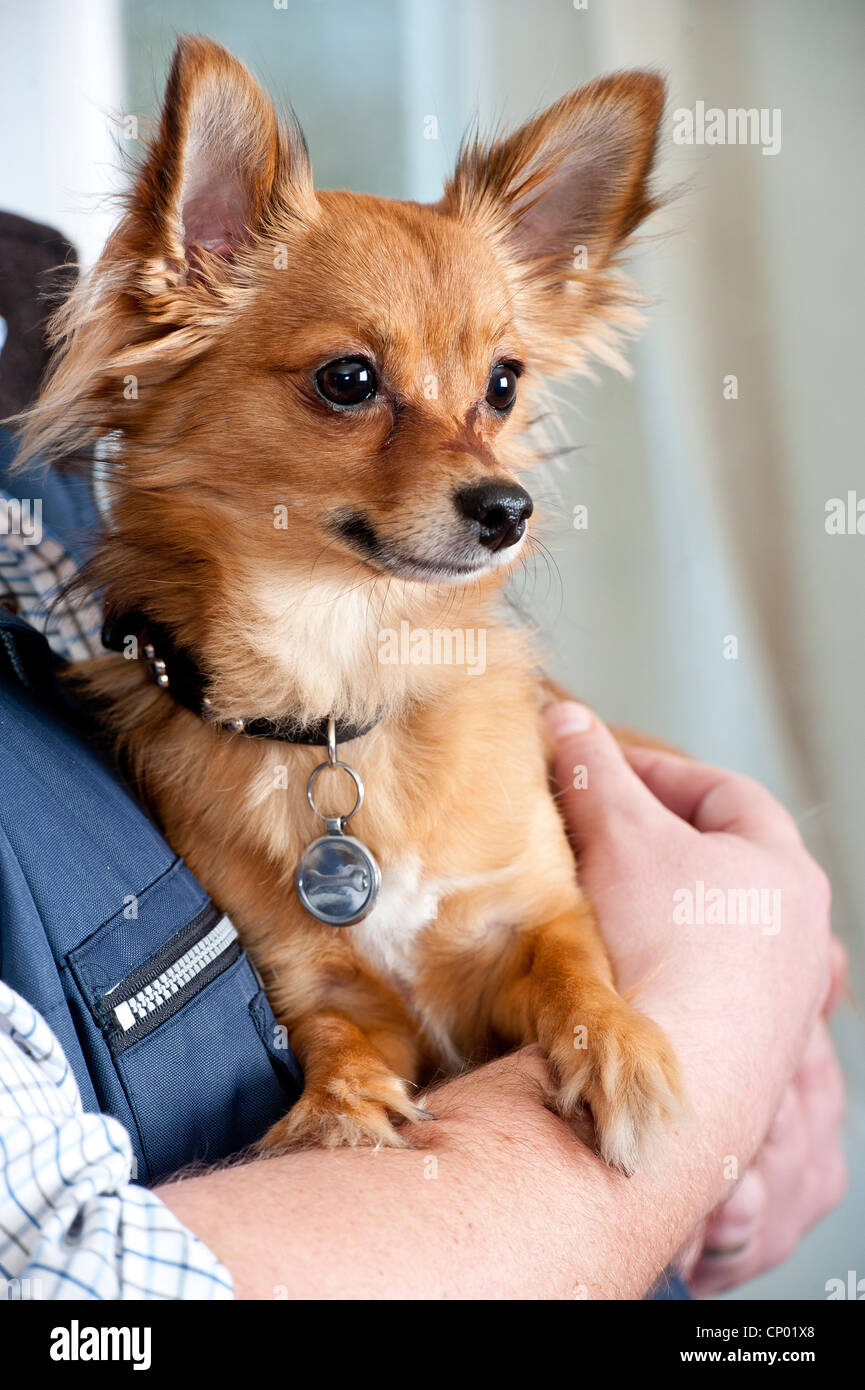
0,980 -> 234,1300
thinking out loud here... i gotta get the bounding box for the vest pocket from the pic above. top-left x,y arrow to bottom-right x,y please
100,905 -> 240,1052
66,860 -> 302,1184
113,952 -> 301,1183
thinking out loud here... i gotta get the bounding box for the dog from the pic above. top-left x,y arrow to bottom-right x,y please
20,35 -> 682,1174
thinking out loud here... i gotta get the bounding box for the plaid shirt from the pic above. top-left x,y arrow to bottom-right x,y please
0,501 -> 103,662
0,980 -> 234,1300
0,497 -> 234,1301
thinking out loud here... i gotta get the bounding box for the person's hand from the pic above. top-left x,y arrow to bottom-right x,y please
682,939 -> 848,1295
544,702 -> 836,1215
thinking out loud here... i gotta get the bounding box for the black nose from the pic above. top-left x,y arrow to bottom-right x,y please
456,482 -> 534,552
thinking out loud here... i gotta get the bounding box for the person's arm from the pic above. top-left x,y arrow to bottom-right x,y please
0,981 -> 233,1300
153,1043 -> 758,1302
681,983 -> 847,1295
156,703 -> 836,1300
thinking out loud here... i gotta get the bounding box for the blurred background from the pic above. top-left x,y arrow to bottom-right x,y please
1,0 -> 862,1298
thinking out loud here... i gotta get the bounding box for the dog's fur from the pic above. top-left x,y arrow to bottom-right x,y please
19,37 -> 682,1173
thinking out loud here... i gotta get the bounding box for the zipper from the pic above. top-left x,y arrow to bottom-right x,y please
102,907 -> 241,1053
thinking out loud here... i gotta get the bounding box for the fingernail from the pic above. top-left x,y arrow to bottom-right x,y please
544,701 -> 593,736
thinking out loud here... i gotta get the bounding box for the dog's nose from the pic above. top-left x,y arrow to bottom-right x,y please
456,482 -> 533,552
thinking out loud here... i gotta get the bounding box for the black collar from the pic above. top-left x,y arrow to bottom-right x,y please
101,610 -> 381,746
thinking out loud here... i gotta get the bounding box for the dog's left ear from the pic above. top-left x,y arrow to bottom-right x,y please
443,71 -> 664,292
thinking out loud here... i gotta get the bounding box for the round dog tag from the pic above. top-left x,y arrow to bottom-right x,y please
296,829 -> 381,927
295,718 -> 380,927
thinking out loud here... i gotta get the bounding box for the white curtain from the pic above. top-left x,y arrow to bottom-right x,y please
449,0 -> 865,1298
0,0 -> 125,268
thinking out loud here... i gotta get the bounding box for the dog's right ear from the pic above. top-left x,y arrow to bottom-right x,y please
14,37 -> 313,466
127,35 -> 312,293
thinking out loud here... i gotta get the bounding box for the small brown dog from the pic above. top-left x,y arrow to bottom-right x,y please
21,36 -> 682,1173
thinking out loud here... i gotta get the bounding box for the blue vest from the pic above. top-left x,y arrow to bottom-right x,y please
0,453 -> 302,1183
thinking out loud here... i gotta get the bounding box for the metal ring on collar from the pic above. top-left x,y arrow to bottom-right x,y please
306,759 -> 364,826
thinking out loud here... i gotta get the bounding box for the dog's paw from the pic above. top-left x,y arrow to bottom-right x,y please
553,1001 -> 684,1176
255,1066 -> 428,1154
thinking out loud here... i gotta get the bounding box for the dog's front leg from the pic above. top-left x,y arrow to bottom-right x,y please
491,902 -> 683,1175
256,1006 -> 426,1153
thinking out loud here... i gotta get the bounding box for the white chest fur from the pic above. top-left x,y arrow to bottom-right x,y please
349,854 -> 439,991
349,856 -> 519,1071
349,856 -> 517,984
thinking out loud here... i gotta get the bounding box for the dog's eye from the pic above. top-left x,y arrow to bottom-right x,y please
485,362 -> 519,413
316,357 -> 377,407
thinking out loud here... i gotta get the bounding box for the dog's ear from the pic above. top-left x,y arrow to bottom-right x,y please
128,35 -> 311,287
443,71 -> 664,303
14,37 -> 313,466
